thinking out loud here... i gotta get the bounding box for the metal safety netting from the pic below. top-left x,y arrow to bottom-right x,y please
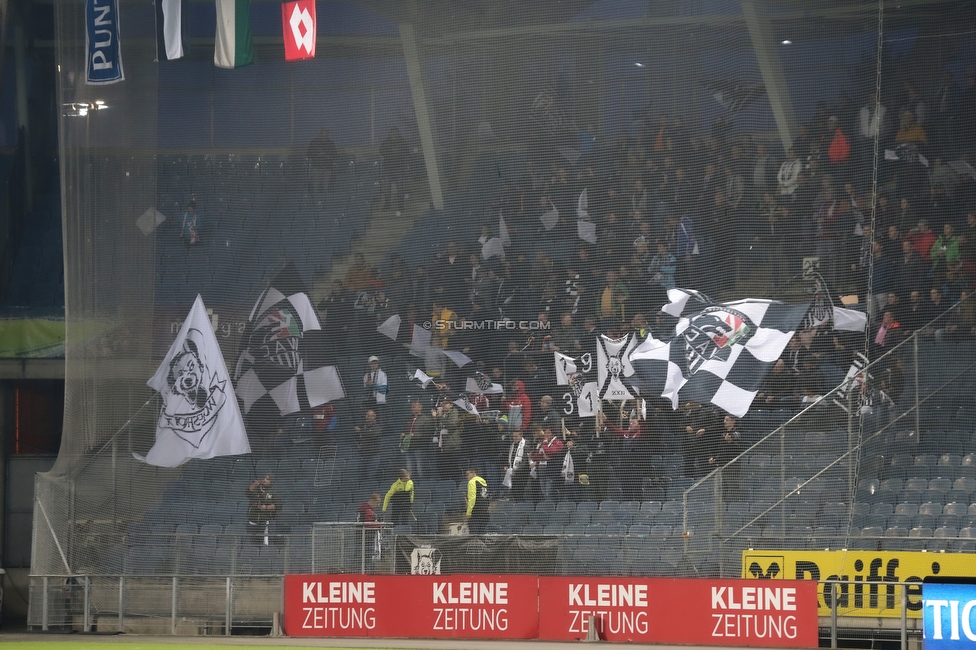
31,0 -> 976,631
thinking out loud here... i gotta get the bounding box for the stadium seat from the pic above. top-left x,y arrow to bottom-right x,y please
591,510 -> 615,525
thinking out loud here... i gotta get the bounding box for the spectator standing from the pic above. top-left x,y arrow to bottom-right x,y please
464,468 -> 490,535
382,469 -> 415,526
362,355 -> 389,415
600,412 -> 646,501
709,415 -> 743,501
180,200 -> 201,246
356,493 -> 383,569
503,429 -> 528,501
432,399 -> 461,479
402,400 -> 433,478
246,475 -> 281,546
318,280 -> 353,356
354,410 -> 383,481
529,427 -> 565,502
379,127 -> 411,215
858,91 -> 888,174
307,127 -> 339,193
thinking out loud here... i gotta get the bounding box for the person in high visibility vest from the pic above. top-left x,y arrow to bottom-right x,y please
382,468 -> 414,526
464,468 -> 489,535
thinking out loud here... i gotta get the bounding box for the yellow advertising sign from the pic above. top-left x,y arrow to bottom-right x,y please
741,550 -> 976,618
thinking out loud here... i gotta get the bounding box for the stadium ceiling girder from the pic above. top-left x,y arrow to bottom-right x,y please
742,0 -> 797,155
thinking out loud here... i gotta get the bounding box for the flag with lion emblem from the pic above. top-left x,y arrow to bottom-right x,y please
136,295 -> 250,467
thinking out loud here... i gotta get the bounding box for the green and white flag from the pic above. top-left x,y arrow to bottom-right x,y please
214,0 -> 254,68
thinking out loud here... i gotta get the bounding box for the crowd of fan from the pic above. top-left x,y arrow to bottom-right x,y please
312,75 -> 976,507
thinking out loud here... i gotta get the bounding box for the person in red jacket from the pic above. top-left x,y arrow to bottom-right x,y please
503,379 -> 532,431
907,219 -> 937,264
826,116 -> 851,167
529,426 -> 565,501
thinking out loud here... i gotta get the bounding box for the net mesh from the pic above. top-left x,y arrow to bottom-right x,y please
32,0 -> 976,626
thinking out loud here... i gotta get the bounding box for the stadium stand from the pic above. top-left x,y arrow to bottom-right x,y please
5,0 -> 975,639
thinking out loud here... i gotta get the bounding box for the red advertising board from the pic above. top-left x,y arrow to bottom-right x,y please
283,574 -> 538,638
538,577 -> 819,647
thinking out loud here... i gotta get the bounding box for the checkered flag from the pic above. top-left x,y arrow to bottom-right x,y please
629,289 -> 811,417
233,263 -> 345,416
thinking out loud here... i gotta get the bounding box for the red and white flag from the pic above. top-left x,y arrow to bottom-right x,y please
282,0 -> 315,61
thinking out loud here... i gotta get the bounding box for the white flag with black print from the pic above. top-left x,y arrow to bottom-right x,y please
628,289 -> 810,417
576,379 -> 600,417
596,334 -> 637,401
554,351 -> 577,385
137,295 -> 250,467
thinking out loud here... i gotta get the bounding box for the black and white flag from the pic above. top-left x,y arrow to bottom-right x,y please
234,265 -> 345,416
137,295 -> 250,467
554,351 -> 577,385
597,334 -> 637,401
554,351 -> 599,417
629,289 -> 810,417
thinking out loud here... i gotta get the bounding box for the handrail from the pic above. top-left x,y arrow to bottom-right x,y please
717,356 -> 976,545
73,394 -> 157,479
682,292 -> 976,539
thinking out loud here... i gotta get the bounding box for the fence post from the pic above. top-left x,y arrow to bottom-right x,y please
914,336 -> 920,437
901,583 -> 907,650
83,576 -> 90,632
118,576 -> 124,632
171,576 -> 178,634
830,582 -> 838,649
225,577 -> 232,635
41,576 -> 49,630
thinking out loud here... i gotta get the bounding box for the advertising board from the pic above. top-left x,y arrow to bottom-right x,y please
283,574 -> 539,638
923,581 -> 976,649
538,577 -> 818,646
742,550 -> 976,618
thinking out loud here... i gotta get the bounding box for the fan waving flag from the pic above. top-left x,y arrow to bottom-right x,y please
629,290 -> 810,417
282,0 -> 315,61
137,295 -> 250,467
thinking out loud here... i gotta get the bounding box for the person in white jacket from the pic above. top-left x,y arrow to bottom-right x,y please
363,355 -> 388,416
503,429 -> 527,501
858,91 -> 888,173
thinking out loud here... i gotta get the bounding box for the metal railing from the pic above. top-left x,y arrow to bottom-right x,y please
681,295 -> 976,571
28,572 -> 925,647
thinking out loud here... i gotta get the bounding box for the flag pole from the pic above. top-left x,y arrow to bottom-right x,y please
80,395 -> 158,474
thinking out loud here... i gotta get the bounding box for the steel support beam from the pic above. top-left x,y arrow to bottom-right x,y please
399,23 -> 444,211
741,0 -> 796,154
